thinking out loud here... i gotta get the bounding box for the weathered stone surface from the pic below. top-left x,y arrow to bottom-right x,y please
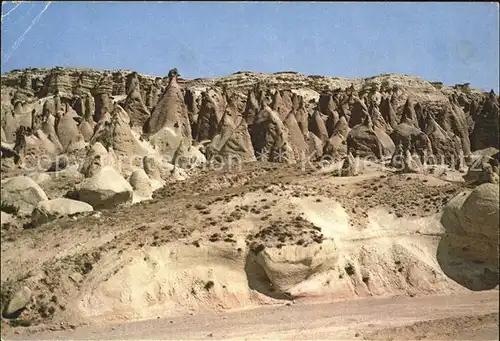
1,67 -> 499,172
77,166 -> 133,209
1,211 -> 15,226
129,169 -> 153,198
471,91 -> 499,151
90,104 -> 148,157
346,121 -> 384,160
122,72 -> 151,128
458,183 -> 499,240
145,69 -> 191,142
340,152 -> 359,177
56,106 -> 85,151
31,198 -> 93,226
390,123 -> 432,159
1,176 -> 48,216
3,286 -> 32,317
79,142 -> 117,178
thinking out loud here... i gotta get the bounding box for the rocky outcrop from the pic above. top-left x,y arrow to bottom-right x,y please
1,139 -> 17,156
400,98 -> 420,128
93,73 -> 115,121
31,198 -> 93,227
148,125 -> 184,163
348,97 -> 371,127
402,147 -> 423,173
194,88 -> 228,142
78,120 -> 95,142
309,111 -> 329,143
12,126 -> 61,161
145,69 -> 191,139
173,143 -> 207,169
390,123 -> 432,160
340,152 -> 359,176
2,67 -> 499,172
346,116 -> 384,160
76,166 -> 133,209
1,211 -> 15,226
129,169 -> 153,198
73,93 -> 95,120
145,70 -> 192,161
380,96 -> 399,130
390,143 -> 404,170
143,155 -> 172,180
3,286 -> 32,317
1,110 -> 17,144
436,102 -> 471,158
323,115 -> 349,159
46,154 -> 69,172
79,142 -> 117,178
423,113 -> 462,168
41,114 -> 63,152
305,132 -> 324,160
1,176 -> 48,216
471,91 -> 499,151
318,93 -> 339,133
463,149 -> 500,185
456,183 -> 499,241
282,109 -> 308,160
242,87 -> 261,125
271,90 -> 294,122
90,103 -> 148,157
206,111 -> 255,162
122,72 -> 151,128
293,94 -> 309,137
249,105 -> 295,163
55,104 -> 85,151
254,240 -> 337,294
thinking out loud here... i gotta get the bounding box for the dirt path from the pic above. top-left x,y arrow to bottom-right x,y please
5,290 -> 498,340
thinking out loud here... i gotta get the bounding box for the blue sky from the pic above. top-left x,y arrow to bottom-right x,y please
1,1 -> 499,91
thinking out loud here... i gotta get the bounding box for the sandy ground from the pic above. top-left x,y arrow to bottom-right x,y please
1,162 -> 497,340
5,290 -> 498,340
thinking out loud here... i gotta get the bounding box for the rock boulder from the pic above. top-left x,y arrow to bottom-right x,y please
31,198 -> 93,226
77,166 -> 133,209
1,176 -> 48,216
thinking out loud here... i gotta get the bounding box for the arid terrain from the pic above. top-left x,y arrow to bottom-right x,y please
1,67 -> 499,339
5,291 -> 500,340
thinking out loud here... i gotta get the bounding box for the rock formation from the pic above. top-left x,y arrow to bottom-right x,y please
457,183 -> 499,241
79,142 -> 117,178
463,149 -> 500,185
390,123 -> 432,162
1,67 -> 499,176
346,115 -> 384,160
340,151 -> 359,177
323,115 -> 349,159
423,112 -> 462,169
90,103 -> 148,157
122,72 -> 151,128
76,166 -> 133,209
55,104 -> 85,151
31,198 -> 93,227
129,169 -> 153,199
145,68 -> 191,139
1,176 -> 48,216
470,90 -> 499,151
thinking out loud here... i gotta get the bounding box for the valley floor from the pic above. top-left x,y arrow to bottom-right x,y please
4,290 -> 498,340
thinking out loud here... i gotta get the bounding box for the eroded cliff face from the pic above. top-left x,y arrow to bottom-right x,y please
1,67 -> 498,167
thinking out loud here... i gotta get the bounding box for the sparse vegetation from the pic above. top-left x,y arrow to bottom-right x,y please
0,64 -> 494,338
345,264 -> 356,276
204,280 -> 215,291
430,81 -> 444,89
